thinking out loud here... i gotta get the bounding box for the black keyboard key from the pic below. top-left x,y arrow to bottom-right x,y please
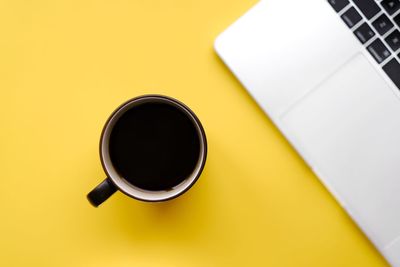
395,13 -> 400,27
354,23 -> 376,44
372,14 -> 394,35
385,30 -> 400,51
383,59 -> 400,89
353,0 -> 381,19
341,7 -> 362,28
328,0 -> 350,12
381,0 -> 400,15
367,39 -> 391,63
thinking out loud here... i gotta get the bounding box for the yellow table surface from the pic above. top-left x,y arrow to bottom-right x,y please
0,0 -> 390,266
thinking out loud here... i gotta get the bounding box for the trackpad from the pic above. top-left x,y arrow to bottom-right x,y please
281,54 -> 400,249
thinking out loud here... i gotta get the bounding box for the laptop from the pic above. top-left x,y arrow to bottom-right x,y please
215,0 -> 400,265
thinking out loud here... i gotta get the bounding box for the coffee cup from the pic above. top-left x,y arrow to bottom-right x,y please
87,95 -> 207,207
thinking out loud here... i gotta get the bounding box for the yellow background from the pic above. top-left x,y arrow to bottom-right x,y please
0,0 -> 389,266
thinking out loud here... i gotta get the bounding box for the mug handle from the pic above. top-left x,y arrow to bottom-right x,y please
87,178 -> 117,207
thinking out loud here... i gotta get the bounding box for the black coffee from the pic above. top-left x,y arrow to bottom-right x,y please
108,102 -> 201,191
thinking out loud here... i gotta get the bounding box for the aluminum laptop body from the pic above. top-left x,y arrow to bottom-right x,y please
215,0 -> 400,265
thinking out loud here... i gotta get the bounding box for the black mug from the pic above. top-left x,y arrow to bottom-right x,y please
87,95 -> 207,207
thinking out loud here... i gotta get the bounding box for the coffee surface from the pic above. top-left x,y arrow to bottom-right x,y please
109,102 -> 201,191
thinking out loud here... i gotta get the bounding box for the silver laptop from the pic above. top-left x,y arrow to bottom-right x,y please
215,0 -> 400,265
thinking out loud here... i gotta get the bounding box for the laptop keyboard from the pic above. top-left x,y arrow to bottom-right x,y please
328,0 -> 400,89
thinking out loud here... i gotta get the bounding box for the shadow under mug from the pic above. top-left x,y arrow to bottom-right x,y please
87,95 -> 207,207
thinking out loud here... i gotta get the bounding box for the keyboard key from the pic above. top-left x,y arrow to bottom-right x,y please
395,13 -> 400,27
328,0 -> 350,12
372,14 -> 394,35
353,0 -> 381,19
381,0 -> 400,15
354,23 -> 376,44
367,39 -> 391,63
383,59 -> 400,89
385,30 -> 400,51
341,7 -> 362,28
